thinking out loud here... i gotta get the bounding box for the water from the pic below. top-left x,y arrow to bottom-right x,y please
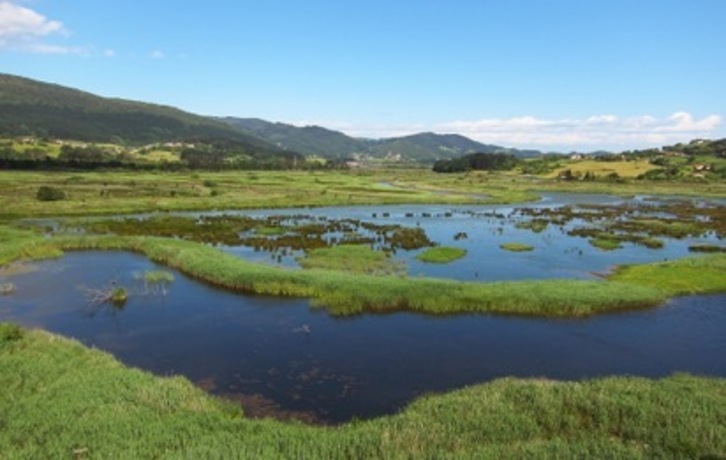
216,193 -> 723,281
2,251 -> 724,423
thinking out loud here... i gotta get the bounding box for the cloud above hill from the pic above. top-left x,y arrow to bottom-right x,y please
434,112 -> 721,150
0,1 -> 80,53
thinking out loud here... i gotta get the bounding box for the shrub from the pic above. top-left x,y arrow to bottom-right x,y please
0,323 -> 24,343
36,186 -> 66,201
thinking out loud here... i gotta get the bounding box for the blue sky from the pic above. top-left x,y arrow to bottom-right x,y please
1,0 -> 724,151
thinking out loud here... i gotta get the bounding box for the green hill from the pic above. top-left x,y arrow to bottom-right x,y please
0,74 -> 281,155
221,117 -> 364,158
222,117 -> 541,162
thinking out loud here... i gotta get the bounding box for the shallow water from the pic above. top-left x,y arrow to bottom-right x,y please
2,251 -> 724,423
217,193 -> 723,281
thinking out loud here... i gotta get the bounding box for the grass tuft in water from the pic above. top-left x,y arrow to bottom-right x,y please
500,242 -> 534,252
416,246 -> 467,263
298,245 -> 406,275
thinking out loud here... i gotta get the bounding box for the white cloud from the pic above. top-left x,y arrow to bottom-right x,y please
432,112 -> 722,150
103,49 -> 115,58
297,112 -> 722,151
149,50 -> 165,59
0,1 -> 77,53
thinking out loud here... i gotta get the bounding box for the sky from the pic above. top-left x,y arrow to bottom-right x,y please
1,0 -> 725,151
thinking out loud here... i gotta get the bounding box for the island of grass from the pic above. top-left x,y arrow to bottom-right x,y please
0,323 -> 723,458
415,246 -> 467,264
689,244 -> 726,253
297,245 -> 405,275
589,237 -> 622,251
500,242 -> 534,252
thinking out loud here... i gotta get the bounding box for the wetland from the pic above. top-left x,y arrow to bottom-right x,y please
2,192 -> 725,425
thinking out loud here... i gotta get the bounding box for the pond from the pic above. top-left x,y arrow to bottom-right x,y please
2,251 -> 724,423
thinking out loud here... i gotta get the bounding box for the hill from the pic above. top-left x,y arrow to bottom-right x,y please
221,117 -> 541,162
221,117 -> 363,158
0,74 -> 283,157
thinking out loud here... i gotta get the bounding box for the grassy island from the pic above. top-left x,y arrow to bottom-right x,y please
500,242 -> 534,252
415,246 -> 467,263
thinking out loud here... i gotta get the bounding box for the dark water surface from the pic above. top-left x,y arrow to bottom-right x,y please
2,251 -> 724,423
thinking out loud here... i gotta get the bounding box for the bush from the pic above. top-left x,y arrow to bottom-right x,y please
0,323 -> 24,344
36,186 -> 66,201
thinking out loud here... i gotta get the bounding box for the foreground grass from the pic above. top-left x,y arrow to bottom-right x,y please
3,225 -> 726,317
0,325 -> 723,458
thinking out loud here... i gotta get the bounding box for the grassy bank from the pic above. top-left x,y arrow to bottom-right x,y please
0,325 -> 723,458
3,225 -> 726,317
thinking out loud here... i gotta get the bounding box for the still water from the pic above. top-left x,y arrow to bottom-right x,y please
2,250 -> 724,423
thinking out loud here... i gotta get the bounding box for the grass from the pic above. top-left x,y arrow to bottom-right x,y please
110,286 -> 128,306
2,169 -> 724,221
546,159 -> 659,179
500,242 -> 534,252
590,237 -> 622,251
416,246 -> 467,263
0,325 -> 723,458
297,245 -> 406,275
689,244 -> 726,253
610,254 -> 726,296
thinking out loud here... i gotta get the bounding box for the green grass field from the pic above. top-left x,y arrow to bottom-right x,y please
2,169 -> 725,221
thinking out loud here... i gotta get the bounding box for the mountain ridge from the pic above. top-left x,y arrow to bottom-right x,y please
221,117 -> 542,162
1,73 -> 542,162
0,74 -> 283,157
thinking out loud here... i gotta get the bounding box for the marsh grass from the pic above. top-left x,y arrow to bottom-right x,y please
689,244 -> 726,253
610,254 -> 726,296
415,246 -> 467,263
0,325 -> 723,458
590,237 -> 622,251
5,169 -> 723,220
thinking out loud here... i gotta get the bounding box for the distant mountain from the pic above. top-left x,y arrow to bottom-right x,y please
221,117 -> 541,162
366,132 -> 540,162
0,73 -> 541,163
221,118 -> 363,158
0,74 -> 284,158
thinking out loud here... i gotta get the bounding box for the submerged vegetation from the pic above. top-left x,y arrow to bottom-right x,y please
0,325 -> 723,458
